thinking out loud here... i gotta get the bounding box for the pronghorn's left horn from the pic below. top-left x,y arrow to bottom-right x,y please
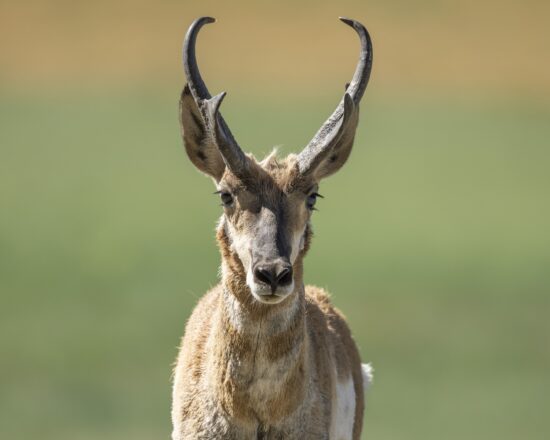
297,18 -> 373,179
182,17 -> 249,179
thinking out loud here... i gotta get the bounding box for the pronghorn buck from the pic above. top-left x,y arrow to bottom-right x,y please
172,16 -> 373,440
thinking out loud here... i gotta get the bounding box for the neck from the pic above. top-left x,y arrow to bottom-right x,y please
211,226 -> 309,425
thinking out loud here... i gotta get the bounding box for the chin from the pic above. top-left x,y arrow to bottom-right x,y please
250,282 -> 295,305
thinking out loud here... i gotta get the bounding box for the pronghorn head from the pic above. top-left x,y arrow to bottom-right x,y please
179,17 -> 372,305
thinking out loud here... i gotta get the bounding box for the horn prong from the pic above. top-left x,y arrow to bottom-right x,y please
297,18 -> 372,177
181,18 -> 248,178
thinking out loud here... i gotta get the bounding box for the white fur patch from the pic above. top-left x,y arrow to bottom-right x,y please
224,220 -> 252,271
330,373 -> 356,440
289,226 -> 306,264
224,217 -> 296,304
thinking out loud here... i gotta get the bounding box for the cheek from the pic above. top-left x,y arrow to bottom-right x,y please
286,204 -> 310,264
286,198 -> 311,264
289,220 -> 308,264
225,218 -> 253,269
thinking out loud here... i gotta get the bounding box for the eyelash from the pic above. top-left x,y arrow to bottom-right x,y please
214,191 -> 323,210
307,192 -> 323,210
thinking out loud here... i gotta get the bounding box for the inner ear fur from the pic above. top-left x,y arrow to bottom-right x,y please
179,84 -> 226,181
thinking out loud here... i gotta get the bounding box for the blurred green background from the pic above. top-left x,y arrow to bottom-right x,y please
1,1 -> 549,439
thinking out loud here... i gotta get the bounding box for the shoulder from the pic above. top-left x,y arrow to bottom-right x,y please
304,284 -> 331,305
304,286 -> 365,437
183,284 -> 222,337
176,284 -> 222,365
304,285 -> 344,321
192,283 -> 222,315
173,285 -> 222,386
304,284 -> 360,378
303,284 -> 350,345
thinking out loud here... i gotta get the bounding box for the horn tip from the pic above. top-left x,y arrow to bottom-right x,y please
200,16 -> 216,24
339,17 -> 355,27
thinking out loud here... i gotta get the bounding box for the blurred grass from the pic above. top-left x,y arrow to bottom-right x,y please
2,0 -> 550,96
2,0 -> 549,438
1,86 -> 549,439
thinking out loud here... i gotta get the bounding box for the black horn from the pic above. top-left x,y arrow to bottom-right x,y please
182,17 -> 248,178
297,18 -> 373,178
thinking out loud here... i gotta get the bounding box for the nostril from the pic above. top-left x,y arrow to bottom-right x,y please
277,267 -> 293,286
254,267 -> 274,286
253,263 -> 293,292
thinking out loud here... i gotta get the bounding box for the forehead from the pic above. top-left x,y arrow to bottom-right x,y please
220,153 -> 312,196
220,153 -> 313,233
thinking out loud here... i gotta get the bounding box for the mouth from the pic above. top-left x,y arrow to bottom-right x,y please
245,266 -> 295,304
254,293 -> 287,304
249,282 -> 294,305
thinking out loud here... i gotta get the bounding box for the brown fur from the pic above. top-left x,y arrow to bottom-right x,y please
171,155 -> 365,439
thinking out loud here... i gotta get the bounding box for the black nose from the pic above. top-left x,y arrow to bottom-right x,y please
253,261 -> 293,293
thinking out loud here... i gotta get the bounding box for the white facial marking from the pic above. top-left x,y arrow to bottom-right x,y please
225,219 -> 252,270
289,225 -> 307,264
225,218 -> 294,304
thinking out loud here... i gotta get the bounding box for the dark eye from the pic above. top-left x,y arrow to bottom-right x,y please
219,192 -> 234,207
306,192 -> 323,210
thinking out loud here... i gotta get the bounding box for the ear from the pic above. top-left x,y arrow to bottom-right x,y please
296,17 -> 372,182
179,84 -> 226,181
312,104 -> 359,180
